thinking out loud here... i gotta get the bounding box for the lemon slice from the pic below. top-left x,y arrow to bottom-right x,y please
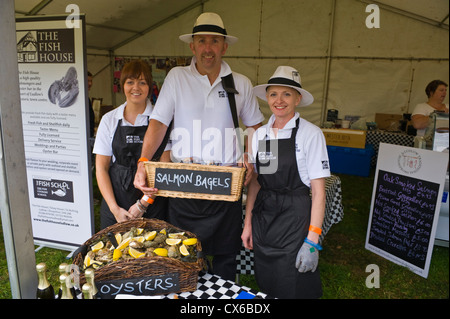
168,232 -> 185,238
179,244 -> 189,256
153,248 -> 168,257
84,254 -> 92,267
129,247 -> 145,258
91,241 -> 104,252
135,228 -> 144,235
144,231 -> 157,241
165,238 -> 181,246
182,238 -> 198,246
115,233 -> 122,245
159,228 -> 167,235
113,249 -> 122,261
133,236 -> 145,243
116,237 -> 132,250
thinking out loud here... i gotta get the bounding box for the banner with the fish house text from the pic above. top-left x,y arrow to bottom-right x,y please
16,15 -> 94,249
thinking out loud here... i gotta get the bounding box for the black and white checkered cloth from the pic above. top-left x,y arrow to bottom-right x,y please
236,175 -> 344,275
109,272 -> 268,299
162,272 -> 268,299
366,130 -> 414,166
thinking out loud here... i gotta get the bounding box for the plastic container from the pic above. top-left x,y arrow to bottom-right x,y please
341,120 -> 350,128
327,144 -> 374,177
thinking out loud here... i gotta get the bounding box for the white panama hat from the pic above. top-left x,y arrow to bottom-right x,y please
179,12 -> 238,45
253,66 -> 314,107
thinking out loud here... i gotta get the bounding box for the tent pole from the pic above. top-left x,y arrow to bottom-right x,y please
0,0 -> 37,299
109,50 -> 116,107
255,0 -> 264,84
406,67 -> 415,114
320,0 -> 337,126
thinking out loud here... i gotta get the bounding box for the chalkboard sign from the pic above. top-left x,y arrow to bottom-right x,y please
368,170 -> 439,269
366,143 -> 447,278
154,168 -> 233,195
97,273 -> 180,298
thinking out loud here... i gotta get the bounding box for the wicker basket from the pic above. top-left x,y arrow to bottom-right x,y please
144,161 -> 246,202
72,218 -> 204,296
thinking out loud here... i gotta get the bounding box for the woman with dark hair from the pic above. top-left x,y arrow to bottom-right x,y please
411,80 -> 448,136
93,59 -> 170,229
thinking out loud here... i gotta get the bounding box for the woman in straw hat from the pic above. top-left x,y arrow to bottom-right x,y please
242,66 -> 330,298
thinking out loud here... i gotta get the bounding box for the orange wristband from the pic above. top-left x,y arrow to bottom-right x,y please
142,195 -> 154,205
138,157 -> 149,163
309,225 -> 322,235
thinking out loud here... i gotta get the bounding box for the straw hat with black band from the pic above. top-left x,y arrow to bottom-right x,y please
179,12 -> 238,45
253,66 -> 314,107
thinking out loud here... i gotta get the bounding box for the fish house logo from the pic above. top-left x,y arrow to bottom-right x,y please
17,29 -> 75,64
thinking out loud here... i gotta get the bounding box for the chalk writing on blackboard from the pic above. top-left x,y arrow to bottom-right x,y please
97,273 -> 180,298
154,167 -> 232,195
368,170 -> 439,269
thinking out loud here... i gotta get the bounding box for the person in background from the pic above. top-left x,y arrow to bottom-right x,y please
241,66 -> 330,298
94,59 -> 170,229
133,12 -> 264,281
411,80 -> 448,136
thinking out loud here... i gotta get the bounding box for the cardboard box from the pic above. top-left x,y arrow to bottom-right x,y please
327,145 -> 374,177
375,113 -> 402,131
321,128 -> 366,149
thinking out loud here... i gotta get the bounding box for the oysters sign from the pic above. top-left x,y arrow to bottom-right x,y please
16,15 -> 94,249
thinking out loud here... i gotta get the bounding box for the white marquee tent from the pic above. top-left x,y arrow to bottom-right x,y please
14,0 -> 450,124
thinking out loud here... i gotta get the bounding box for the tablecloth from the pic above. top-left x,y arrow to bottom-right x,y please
366,130 -> 414,166
110,272 -> 269,299
161,272 -> 269,299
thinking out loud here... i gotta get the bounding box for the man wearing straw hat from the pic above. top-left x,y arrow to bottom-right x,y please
134,12 -> 264,281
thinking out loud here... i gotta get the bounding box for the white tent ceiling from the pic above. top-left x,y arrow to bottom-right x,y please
14,0 -> 450,52
14,0 -> 450,125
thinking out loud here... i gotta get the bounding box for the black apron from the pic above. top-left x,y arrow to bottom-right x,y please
252,118 -> 322,299
100,118 -> 167,229
168,197 -> 242,256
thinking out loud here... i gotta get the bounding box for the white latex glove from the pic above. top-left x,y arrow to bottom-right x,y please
295,242 -> 319,273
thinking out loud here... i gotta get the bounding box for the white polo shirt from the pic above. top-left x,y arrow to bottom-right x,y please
412,102 -> 449,136
93,99 -> 153,163
251,113 -> 330,187
150,57 -> 264,165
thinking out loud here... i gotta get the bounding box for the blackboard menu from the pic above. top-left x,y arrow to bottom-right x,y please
368,169 -> 439,269
365,143 -> 447,278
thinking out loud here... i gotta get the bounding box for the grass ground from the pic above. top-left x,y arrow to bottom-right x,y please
0,169 -> 448,299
